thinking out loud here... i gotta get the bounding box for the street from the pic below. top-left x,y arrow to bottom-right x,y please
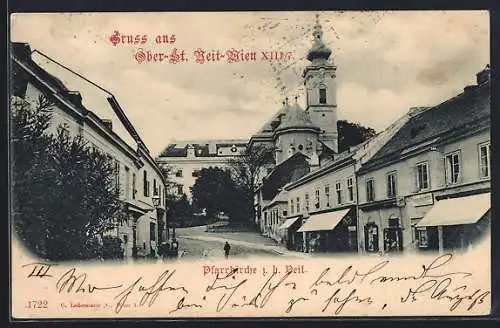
173,225 -> 307,259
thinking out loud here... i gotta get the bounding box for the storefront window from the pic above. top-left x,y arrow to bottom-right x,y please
384,218 -> 403,252
364,223 -> 379,252
417,228 -> 429,247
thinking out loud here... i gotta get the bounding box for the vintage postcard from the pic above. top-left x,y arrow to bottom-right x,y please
9,11 -> 491,319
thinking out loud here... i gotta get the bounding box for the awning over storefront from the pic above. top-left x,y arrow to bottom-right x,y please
297,208 -> 350,233
278,217 -> 300,230
416,192 -> 490,227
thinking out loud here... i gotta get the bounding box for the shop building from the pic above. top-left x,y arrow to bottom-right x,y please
281,111 -> 411,253
356,66 -> 491,255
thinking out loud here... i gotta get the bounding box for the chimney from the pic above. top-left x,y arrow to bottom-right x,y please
11,42 -> 32,61
476,64 -> 490,85
102,119 -> 113,130
67,91 -> 83,107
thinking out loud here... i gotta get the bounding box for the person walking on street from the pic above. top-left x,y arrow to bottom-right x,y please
224,241 -> 231,258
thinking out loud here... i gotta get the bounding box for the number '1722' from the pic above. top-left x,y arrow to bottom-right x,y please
26,300 -> 48,309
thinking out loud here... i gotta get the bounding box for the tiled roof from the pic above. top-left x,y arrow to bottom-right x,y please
364,80 -> 490,167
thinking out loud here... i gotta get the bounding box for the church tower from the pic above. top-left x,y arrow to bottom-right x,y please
303,14 -> 338,153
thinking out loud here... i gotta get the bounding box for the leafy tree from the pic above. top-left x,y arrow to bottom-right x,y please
226,144 -> 275,223
190,167 -> 238,221
337,120 -> 377,153
167,193 -> 193,227
11,95 -> 126,261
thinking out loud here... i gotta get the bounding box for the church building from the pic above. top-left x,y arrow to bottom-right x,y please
253,16 -> 342,235
249,16 -> 338,167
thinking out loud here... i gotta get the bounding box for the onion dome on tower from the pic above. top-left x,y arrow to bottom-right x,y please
306,14 -> 332,63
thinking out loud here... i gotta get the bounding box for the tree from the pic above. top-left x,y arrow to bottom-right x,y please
337,120 -> 377,153
190,167 -> 238,221
226,144 -> 275,223
167,193 -> 193,227
11,95 -> 126,261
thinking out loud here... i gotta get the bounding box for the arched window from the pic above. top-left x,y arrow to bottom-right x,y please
364,222 -> 379,252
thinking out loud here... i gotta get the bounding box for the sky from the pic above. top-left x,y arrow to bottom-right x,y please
10,11 -> 490,156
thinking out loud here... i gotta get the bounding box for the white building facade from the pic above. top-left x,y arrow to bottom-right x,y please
11,42 -> 167,259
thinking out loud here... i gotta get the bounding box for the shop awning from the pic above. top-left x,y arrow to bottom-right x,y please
278,217 -> 300,230
416,192 -> 490,227
297,208 -> 350,233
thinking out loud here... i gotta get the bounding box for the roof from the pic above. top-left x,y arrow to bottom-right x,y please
11,43 -> 87,115
261,151 -> 311,200
307,17 -> 332,62
276,101 -> 319,132
264,189 -> 288,209
159,139 -> 248,157
253,103 -> 288,137
362,80 -> 490,169
11,42 -> 167,183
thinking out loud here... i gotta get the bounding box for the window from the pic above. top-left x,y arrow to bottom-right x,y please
387,172 -> 397,198
290,199 -> 295,215
384,218 -> 403,252
114,160 -> 120,191
132,173 -> 136,199
479,143 -> 490,178
325,185 -> 331,207
335,182 -> 342,204
177,184 -> 184,195
365,223 -> 379,253
150,222 -> 156,241
416,162 -> 429,190
192,169 -> 199,177
366,178 -> 375,202
143,171 -> 150,197
153,179 -> 158,196
283,210 -> 288,217
319,88 -> 327,104
314,189 -> 320,209
124,166 -> 130,200
417,228 -> 429,248
296,197 -> 301,213
347,177 -> 354,202
304,194 -> 309,212
444,152 -> 460,184
175,169 -> 183,177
